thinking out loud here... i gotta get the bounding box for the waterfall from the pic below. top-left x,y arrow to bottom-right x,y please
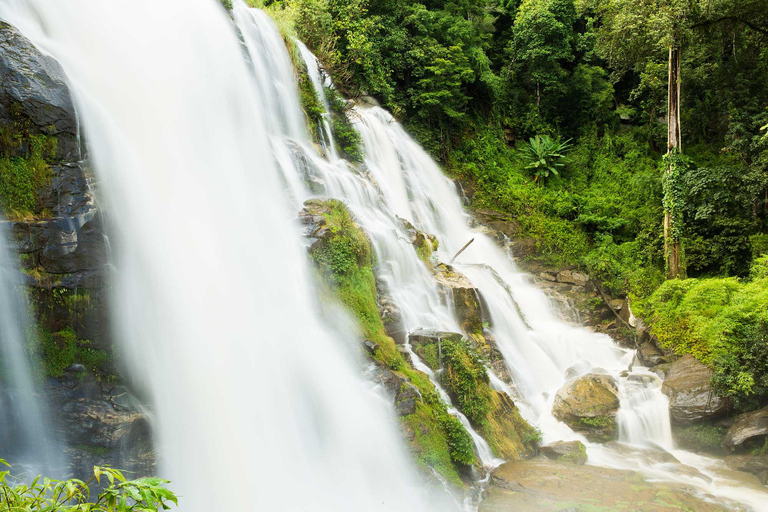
0,225 -> 61,475
290,34 -> 768,511
1,0 -> 767,510
0,1 -> 444,510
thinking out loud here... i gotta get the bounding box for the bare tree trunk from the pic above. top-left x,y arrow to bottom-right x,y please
665,43 -> 684,279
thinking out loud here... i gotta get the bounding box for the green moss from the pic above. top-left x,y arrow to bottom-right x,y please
326,87 -> 364,163
674,424 -> 727,453
410,331 -> 537,459
306,199 -> 477,485
639,275 -> 768,409
0,134 -> 56,218
74,444 -> 110,456
560,441 -> 587,464
40,327 -> 108,378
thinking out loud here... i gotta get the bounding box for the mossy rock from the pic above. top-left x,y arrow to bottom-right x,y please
300,200 -> 479,486
552,373 -> 620,443
408,328 -> 538,460
433,263 -> 485,335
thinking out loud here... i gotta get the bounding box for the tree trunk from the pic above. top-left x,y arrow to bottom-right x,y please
664,43 -> 684,279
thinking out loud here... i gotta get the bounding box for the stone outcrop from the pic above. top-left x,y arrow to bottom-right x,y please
725,454 -> 768,485
47,365 -> 154,477
552,373 -> 620,442
433,263 -> 485,334
539,440 -> 587,465
637,340 -> 669,367
480,458 -> 733,511
0,22 -> 79,160
556,269 -> 589,287
722,406 -> 768,452
661,355 -> 728,424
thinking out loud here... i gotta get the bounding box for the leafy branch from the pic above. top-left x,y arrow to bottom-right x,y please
0,459 -> 177,511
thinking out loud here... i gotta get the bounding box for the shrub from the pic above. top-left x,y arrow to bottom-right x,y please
0,460 -> 177,511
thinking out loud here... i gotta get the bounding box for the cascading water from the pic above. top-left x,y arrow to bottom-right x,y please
288,34 -> 768,511
231,4 -> 501,506
0,224 -> 60,475
0,1 -> 448,510
2,0 -> 767,509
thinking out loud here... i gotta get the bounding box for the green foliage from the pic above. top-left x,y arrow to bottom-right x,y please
440,338 -> 491,426
661,150 -> 690,242
521,426 -> 543,445
674,424 -> 727,454
40,327 -> 108,378
642,275 -> 768,410
0,460 -> 177,511
520,134 -> 572,183
0,134 -> 56,218
326,88 -> 364,163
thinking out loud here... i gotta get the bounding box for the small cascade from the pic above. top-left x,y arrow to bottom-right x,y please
295,40 -> 337,160
617,370 -> 673,450
0,224 -> 61,475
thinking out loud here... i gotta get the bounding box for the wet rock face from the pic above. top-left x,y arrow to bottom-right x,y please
661,355 -> 728,424
723,406 -> 768,452
433,263 -> 485,334
552,373 -> 620,442
725,454 -> 768,485
0,22 -> 79,160
48,367 -> 155,478
539,440 -> 587,465
637,340 -> 669,367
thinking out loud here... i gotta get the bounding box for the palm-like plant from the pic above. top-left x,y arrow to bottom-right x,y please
521,135 -> 572,184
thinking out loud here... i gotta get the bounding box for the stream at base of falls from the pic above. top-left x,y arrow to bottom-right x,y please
0,0 -> 766,510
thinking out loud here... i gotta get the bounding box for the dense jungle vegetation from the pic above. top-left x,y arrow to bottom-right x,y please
256,0 -> 768,411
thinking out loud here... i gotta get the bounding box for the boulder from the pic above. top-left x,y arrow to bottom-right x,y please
540,440 -> 587,465
723,406 -> 768,452
46,368 -> 154,478
637,340 -> 668,367
649,362 -> 674,380
433,263 -> 486,334
661,355 -> 728,424
0,22 -> 79,160
398,217 -> 438,262
556,269 -> 589,287
395,383 -> 419,416
725,454 -> 768,485
552,373 -> 620,442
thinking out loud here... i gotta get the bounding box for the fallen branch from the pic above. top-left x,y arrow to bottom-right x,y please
449,238 -> 475,264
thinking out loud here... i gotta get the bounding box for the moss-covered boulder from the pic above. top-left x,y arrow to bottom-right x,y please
408,328 -> 538,460
540,440 -> 587,465
552,373 -> 620,442
398,216 -> 438,265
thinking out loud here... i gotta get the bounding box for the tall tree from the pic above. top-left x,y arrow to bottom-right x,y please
593,0 -> 692,278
